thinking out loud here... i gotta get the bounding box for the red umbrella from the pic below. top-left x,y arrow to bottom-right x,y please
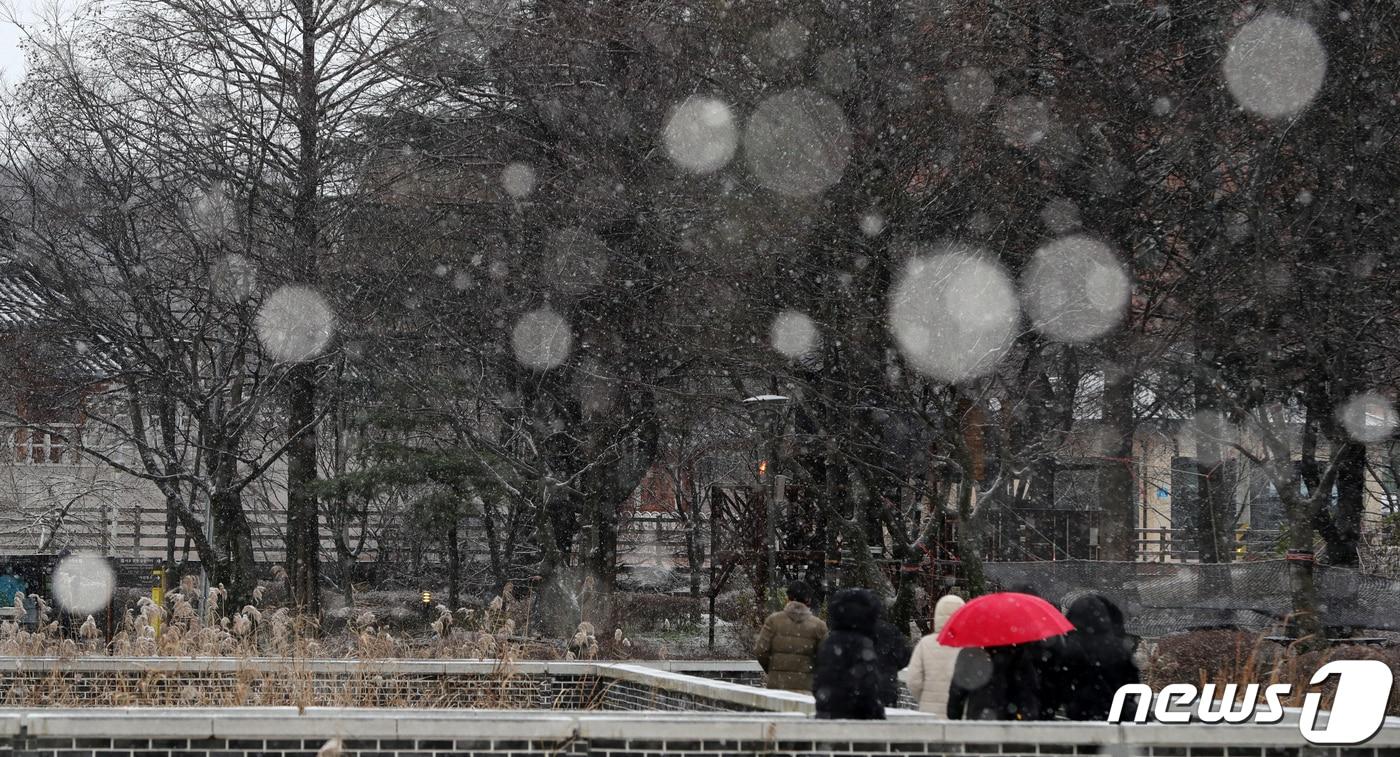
936,592 -> 1073,647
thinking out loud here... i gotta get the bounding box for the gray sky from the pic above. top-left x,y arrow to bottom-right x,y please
1,19 -> 22,84
2,1 -> 59,85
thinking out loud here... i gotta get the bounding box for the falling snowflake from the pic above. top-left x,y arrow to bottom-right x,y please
996,96 -> 1051,147
663,96 -> 738,174
52,553 -> 116,615
255,285 -> 336,362
888,244 -> 1019,383
859,212 -> 886,237
1223,13 -> 1327,119
1022,236 -> 1130,342
945,67 -> 996,116
743,89 -> 852,197
1337,393 -> 1398,444
501,162 -> 536,198
769,310 -> 820,360
512,307 -> 572,369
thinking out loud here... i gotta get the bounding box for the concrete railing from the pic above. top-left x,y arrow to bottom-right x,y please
3,657 -> 1396,757
3,707 -> 1396,757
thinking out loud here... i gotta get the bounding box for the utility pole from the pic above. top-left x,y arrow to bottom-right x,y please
766,456 -> 778,611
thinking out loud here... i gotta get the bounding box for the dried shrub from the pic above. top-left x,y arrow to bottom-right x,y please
1144,630 -> 1283,689
1287,644 -> 1400,715
606,592 -> 703,633
1144,630 -> 1400,716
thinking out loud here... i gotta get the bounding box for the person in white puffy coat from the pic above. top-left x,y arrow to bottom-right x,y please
901,594 -> 966,716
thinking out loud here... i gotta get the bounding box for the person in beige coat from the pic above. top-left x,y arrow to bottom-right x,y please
902,594 -> 966,716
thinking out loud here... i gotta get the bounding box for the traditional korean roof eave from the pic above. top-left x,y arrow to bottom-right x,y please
0,265 -> 49,332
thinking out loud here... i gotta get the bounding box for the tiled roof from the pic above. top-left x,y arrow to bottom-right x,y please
0,267 -> 48,331
0,263 -> 111,377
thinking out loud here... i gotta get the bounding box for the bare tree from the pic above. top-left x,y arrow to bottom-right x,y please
1,0 -> 415,610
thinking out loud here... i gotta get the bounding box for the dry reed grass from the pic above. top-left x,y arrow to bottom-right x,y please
1144,628 -> 1400,715
0,581 -> 630,709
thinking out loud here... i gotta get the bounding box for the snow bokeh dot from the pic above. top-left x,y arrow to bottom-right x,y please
663,96 -> 738,174
1223,13 -> 1327,119
816,48 -> 858,93
767,17 -> 810,60
512,307 -> 572,370
190,185 -> 236,241
1182,410 -> 1238,464
996,96 -> 1051,147
1337,392 -> 1398,443
952,647 -> 994,690
52,553 -> 116,615
859,211 -> 886,237
944,67 -> 995,115
888,245 -> 1020,383
1022,235 -> 1130,342
500,162 -> 536,198
210,253 -> 257,302
770,310 -> 820,360
255,285 -> 336,362
743,89 -> 852,197
1040,198 -> 1081,235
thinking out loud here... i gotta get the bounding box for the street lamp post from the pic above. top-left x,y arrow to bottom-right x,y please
743,394 -> 790,612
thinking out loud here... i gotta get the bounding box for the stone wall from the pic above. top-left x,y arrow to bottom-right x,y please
0,658 -> 813,713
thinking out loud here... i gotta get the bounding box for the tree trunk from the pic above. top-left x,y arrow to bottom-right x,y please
341,553 -> 355,609
890,548 -> 916,634
164,503 -> 178,571
285,369 -> 321,615
533,482 -> 579,637
1284,501 -> 1325,643
584,471 -> 620,597
210,488 -> 256,609
1284,408 -> 1326,645
955,475 -> 986,596
331,498 -> 356,609
480,490 -> 505,585
1328,442 -> 1366,567
447,521 -> 461,610
282,0 -> 324,618
1099,360 -> 1137,561
687,533 -> 703,624
1195,459 -> 1233,562
684,477 -> 703,624
836,463 -> 891,596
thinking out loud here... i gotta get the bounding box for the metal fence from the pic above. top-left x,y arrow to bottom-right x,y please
983,558 -> 1400,635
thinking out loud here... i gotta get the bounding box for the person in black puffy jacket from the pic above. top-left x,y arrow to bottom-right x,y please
1008,584 -> 1061,720
1053,594 -> 1141,721
948,643 -> 1044,721
812,587 -> 885,719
